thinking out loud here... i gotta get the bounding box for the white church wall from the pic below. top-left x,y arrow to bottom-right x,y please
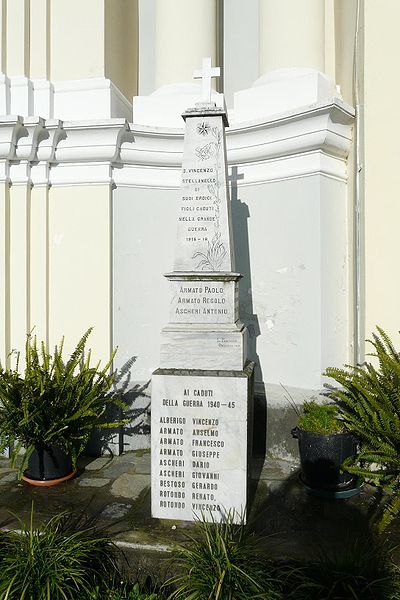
363,0 -> 400,349
237,175 -> 349,393
112,100 -> 351,408
0,181 -> 8,367
4,0 -> 400,464
0,83 -> 353,458
112,186 -> 176,385
48,184 -> 112,363
110,167 -> 350,456
111,185 -> 176,451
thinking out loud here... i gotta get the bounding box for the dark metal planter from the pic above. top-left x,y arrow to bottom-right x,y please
22,445 -> 76,487
291,427 -> 358,490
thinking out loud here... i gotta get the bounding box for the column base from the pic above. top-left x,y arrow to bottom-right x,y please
0,74 -> 10,114
32,79 -> 54,119
53,77 -> 132,121
10,76 -> 33,116
234,68 -> 339,123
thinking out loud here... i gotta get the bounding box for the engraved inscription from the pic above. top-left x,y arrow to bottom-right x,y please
152,378 -> 247,522
174,116 -> 231,272
169,280 -> 236,324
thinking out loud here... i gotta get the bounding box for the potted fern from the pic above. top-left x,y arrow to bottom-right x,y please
292,400 -> 358,493
324,327 -> 400,530
0,329 -> 125,486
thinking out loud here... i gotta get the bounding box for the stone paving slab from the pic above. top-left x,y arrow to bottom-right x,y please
132,454 -> 151,475
102,462 -> 136,479
0,472 -> 17,485
111,472 -> 150,500
0,468 -> 14,476
101,503 -> 132,520
78,477 -> 111,488
84,457 -> 113,471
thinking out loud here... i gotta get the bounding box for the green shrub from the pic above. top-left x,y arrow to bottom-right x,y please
167,511 -> 280,600
280,539 -> 400,599
297,400 -> 343,434
324,326 -> 400,530
0,328 -> 126,475
0,506 -> 120,600
91,581 -> 163,600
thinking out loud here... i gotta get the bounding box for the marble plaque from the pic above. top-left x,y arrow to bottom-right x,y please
151,366 -> 253,523
160,325 -> 248,371
173,115 -> 234,272
169,278 -> 239,325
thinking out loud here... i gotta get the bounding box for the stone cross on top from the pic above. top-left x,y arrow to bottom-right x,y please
193,57 -> 220,104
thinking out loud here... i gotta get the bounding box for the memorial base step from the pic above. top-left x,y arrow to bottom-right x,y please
160,324 -> 248,370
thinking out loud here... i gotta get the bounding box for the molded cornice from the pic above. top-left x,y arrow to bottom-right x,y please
0,99 -> 354,187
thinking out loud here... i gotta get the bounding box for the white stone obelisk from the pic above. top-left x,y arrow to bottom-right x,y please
151,59 -> 253,524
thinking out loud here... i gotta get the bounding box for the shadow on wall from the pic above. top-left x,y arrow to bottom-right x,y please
230,166 -> 266,462
86,356 -> 151,456
229,166 -> 262,383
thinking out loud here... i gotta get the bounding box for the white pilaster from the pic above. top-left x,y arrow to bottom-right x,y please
9,117 -> 45,366
135,1 -> 221,127
0,1 -> 10,115
0,0 -> 6,74
30,120 -> 63,343
154,0 -> 218,88
30,0 -> 50,80
30,0 -> 52,119
138,0 -> 156,95
259,0 -> 325,75
32,79 -> 54,119
0,117 -> 22,366
6,0 -> 29,77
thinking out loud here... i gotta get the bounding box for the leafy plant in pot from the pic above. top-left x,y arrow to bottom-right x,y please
291,400 -> 358,492
0,328 -> 126,486
324,327 -> 400,530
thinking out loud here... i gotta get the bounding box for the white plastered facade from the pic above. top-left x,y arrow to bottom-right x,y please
0,0 -> 394,457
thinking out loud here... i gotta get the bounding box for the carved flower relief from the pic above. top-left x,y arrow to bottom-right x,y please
192,231 -> 227,271
195,142 -> 214,161
195,126 -> 222,161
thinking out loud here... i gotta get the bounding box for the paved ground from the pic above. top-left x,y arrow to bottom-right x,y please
0,451 -> 398,582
